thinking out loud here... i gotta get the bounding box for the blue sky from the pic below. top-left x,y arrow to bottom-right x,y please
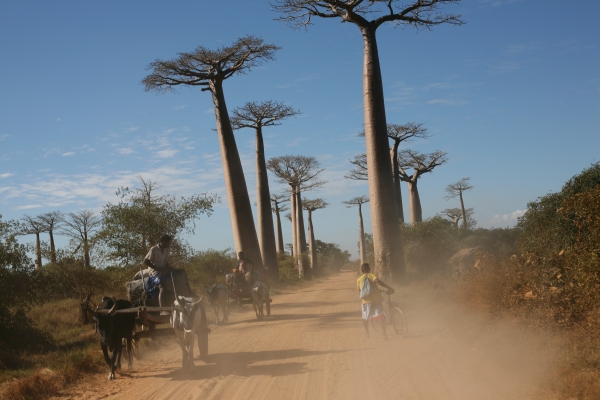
1,0 -> 599,259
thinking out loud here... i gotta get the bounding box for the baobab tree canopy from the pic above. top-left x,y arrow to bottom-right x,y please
142,36 -> 280,91
398,149 -> 448,179
267,155 -> 325,190
231,101 -> 299,130
445,178 -> 474,199
272,0 -> 464,30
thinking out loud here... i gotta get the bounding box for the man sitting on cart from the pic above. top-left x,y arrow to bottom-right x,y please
144,234 -> 197,309
231,251 -> 254,293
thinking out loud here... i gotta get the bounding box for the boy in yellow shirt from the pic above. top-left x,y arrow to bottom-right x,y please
357,263 -> 394,338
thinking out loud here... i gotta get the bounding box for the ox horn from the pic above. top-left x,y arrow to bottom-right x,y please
108,297 -> 118,316
194,296 -> 204,305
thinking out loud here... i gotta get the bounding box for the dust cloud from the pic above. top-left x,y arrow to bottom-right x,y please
57,270 -> 559,400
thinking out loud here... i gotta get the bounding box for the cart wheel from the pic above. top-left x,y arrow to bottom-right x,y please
198,306 -> 209,360
266,291 -> 271,316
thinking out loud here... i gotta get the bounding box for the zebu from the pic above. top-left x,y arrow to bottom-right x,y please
206,283 -> 229,324
170,296 -> 209,371
89,297 -> 136,380
252,282 -> 269,320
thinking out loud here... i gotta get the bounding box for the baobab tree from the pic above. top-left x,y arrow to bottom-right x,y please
267,155 -> 324,278
357,123 -> 430,222
302,198 -> 328,271
445,178 -> 474,230
272,0 -> 464,280
440,207 -> 474,230
143,36 -> 280,273
398,150 -> 449,224
343,196 -> 369,265
19,215 -> 47,269
39,211 -> 63,263
344,154 -> 369,181
232,101 -> 300,278
284,212 -> 293,256
61,210 -> 102,268
270,193 -> 289,255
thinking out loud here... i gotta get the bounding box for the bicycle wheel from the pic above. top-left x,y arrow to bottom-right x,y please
370,311 -> 388,333
390,307 -> 408,337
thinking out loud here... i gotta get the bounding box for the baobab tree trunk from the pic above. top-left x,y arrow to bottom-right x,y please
307,209 -> 318,271
290,186 -> 297,260
83,232 -> 91,268
35,232 -> 42,269
49,230 -> 57,263
358,204 -> 366,265
255,126 -> 279,278
361,26 -> 405,280
274,204 -> 285,254
210,80 -> 264,271
295,190 -> 309,278
407,180 -> 423,225
454,216 -> 461,230
390,142 -> 405,223
459,192 -> 467,230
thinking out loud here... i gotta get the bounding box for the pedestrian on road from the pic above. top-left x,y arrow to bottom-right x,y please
357,263 -> 394,339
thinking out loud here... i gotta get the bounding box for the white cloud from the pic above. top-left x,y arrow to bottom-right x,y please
117,148 -> 134,155
156,149 -> 178,158
173,105 -> 187,110
56,118 -> 61,122
0,173 -> 14,179
16,204 -> 44,210
491,209 -> 527,225
427,98 -> 468,106
127,126 -> 140,132
62,151 -> 75,157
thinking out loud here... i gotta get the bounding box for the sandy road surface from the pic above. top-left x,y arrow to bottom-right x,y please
64,270 -> 557,400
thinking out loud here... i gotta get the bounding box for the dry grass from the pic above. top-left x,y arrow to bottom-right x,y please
458,255 -> 600,400
0,299 -> 104,399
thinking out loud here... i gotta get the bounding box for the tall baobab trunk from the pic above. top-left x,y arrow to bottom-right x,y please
34,232 -> 42,269
358,203 -> 366,265
307,209 -> 318,271
361,26 -> 405,280
210,80 -> 264,271
290,187 -> 297,260
295,190 -> 309,278
83,231 -> 91,268
407,180 -> 423,224
390,141 -> 404,223
48,229 -> 57,263
459,192 -> 467,230
274,203 -> 285,254
255,126 -> 279,277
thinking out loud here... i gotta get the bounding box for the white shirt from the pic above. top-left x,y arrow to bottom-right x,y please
144,244 -> 169,276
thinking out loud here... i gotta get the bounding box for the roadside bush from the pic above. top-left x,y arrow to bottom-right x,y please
402,216 -> 457,274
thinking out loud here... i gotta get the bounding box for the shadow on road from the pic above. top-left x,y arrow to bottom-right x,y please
156,348 -> 350,381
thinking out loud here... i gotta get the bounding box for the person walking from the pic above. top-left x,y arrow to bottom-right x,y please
357,263 -> 394,339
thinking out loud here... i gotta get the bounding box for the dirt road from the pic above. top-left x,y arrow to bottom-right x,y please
65,270 -> 557,400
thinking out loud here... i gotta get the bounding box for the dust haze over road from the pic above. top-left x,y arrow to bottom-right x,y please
65,270 -> 557,400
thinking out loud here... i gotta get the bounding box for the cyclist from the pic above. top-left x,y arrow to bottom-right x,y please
357,263 -> 394,339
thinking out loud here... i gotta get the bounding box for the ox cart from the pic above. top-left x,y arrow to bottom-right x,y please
87,271 -> 211,368
225,270 -> 272,320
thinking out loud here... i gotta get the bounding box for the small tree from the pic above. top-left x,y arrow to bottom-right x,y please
18,215 -> 47,269
271,193 -> 290,255
444,178 -> 474,230
99,176 -> 217,266
232,101 -> 299,279
267,155 -> 325,278
343,196 -> 370,264
38,211 -> 62,263
272,0 -> 464,281
440,207 -> 474,230
302,198 -> 328,271
398,150 -> 448,224
61,210 -> 102,268
143,36 -> 280,273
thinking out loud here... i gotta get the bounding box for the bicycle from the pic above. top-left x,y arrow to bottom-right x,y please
370,290 -> 408,338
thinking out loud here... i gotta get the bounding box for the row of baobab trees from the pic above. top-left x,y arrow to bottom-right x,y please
141,0 -> 466,281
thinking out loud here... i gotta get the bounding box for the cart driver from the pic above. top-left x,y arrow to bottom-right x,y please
144,234 -> 197,308
232,251 -> 254,289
